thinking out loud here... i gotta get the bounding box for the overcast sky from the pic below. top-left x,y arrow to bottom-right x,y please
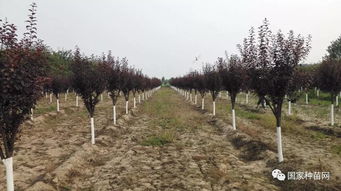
1,0 -> 340,78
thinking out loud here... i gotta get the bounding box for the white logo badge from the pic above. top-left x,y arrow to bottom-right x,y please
272,169 -> 286,181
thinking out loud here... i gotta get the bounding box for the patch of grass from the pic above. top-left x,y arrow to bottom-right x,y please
153,117 -> 186,130
331,145 -> 341,156
237,109 -> 261,120
310,131 -> 328,140
58,185 -> 72,191
141,130 -> 175,146
34,105 -> 56,114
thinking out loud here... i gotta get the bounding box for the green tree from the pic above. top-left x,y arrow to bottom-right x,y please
327,35 -> 341,60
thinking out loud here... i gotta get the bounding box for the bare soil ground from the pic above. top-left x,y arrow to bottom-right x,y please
199,91 -> 341,190
0,88 -> 340,190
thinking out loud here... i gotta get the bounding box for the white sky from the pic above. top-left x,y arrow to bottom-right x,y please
1,0 -> 340,78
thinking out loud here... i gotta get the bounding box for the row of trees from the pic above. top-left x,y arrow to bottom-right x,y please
171,19 -> 341,163
71,49 -> 161,144
0,4 -> 161,191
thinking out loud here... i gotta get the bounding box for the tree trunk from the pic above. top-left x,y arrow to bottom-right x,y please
305,93 -> 308,104
194,94 -> 197,105
113,105 -> 116,125
246,92 -> 249,104
138,95 -> 141,103
2,157 -> 14,191
336,96 -> 339,106
202,98 -> 205,110
100,94 -> 103,101
134,97 -> 136,108
125,101 -> 129,114
49,93 -> 53,104
317,89 -> 320,97
232,109 -> 236,130
276,126 -> 284,162
57,99 -> 60,112
288,101 -> 292,115
331,104 -> 335,126
30,108 -> 34,120
231,95 -> 236,130
213,101 -> 216,116
275,113 -> 284,162
90,117 -> 95,144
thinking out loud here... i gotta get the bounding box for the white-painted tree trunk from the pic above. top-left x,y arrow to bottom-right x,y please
64,93 -> 67,101
232,109 -> 236,130
57,99 -> 60,112
317,89 -> 320,97
194,94 -> 197,105
133,97 -> 136,108
336,96 -> 339,106
305,93 -> 308,104
113,105 -> 116,125
45,92 -> 48,99
246,92 -> 249,104
190,93 -> 192,103
202,98 -> 205,110
125,101 -> 129,114
288,101 -> 292,115
76,95 -> 79,107
138,95 -> 141,103
30,108 -> 34,120
100,94 -> 103,101
213,101 -> 216,116
49,93 -> 52,103
276,126 -> 284,162
90,117 -> 95,144
331,104 -> 335,126
2,157 -> 14,191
